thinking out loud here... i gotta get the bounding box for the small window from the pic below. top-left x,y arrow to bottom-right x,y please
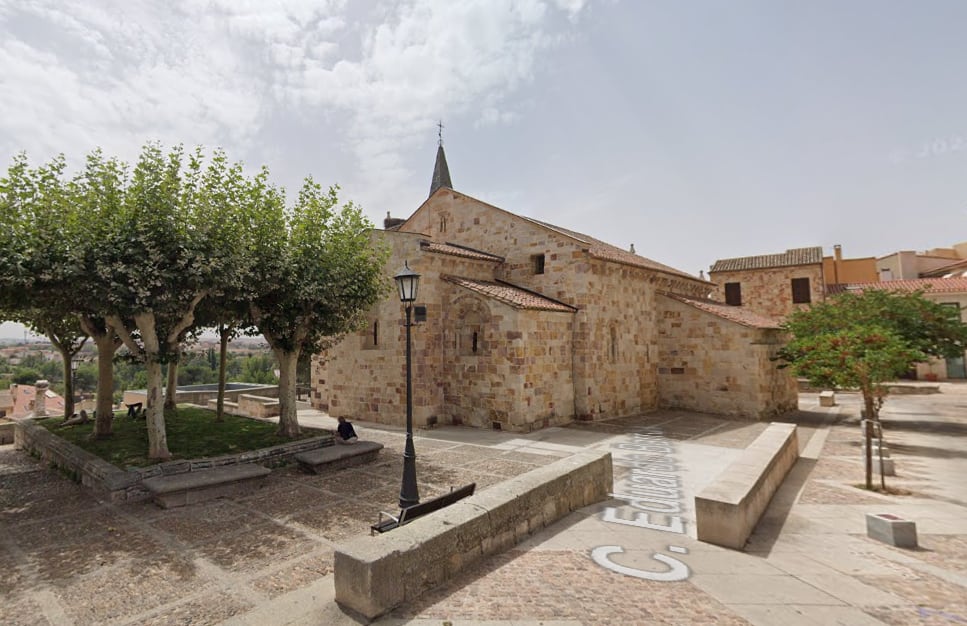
472,331 -> 478,353
791,277 -> 811,304
724,282 -> 742,306
372,320 -> 379,346
532,254 -> 545,275
439,214 -> 447,233
610,327 -> 617,363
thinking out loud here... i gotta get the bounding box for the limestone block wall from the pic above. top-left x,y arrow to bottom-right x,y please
403,189 -> 587,304
569,260 -> 661,418
709,265 -> 824,319
656,295 -> 798,419
313,231 -> 576,432
441,300 -> 574,432
315,232 -> 497,428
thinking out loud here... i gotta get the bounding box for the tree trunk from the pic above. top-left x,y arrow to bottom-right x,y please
165,359 -> 178,410
275,348 -> 301,438
216,324 -> 230,422
79,315 -> 120,439
135,313 -> 171,460
144,357 -> 171,459
862,391 -> 875,490
92,333 -> 118,439
60,348 -> 75,419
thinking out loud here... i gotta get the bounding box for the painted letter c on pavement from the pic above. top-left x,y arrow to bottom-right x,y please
591,545 -> 690,582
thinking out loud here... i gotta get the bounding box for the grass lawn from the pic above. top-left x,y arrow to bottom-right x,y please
38,405 -> 330,468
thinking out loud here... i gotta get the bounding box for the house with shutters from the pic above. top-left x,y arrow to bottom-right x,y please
311,144 -> 799,432
708,247 -> 827,319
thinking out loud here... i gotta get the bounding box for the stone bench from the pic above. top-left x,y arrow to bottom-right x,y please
334,450 -> 612,620
142,463 -> 271,508
237,394 -> 280,419
205,399 -> 239,413
819,390 -> 836,407
695,422 -> 799,550
294,441 -> 383,474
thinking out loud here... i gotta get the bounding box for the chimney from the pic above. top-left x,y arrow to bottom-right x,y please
383,211 -> 405,229
834,244 -> 842,261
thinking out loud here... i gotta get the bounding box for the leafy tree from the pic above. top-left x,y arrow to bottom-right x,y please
22,310 -> 89,418
95,144 -> 259,459
0,151 -> 126,435
779,289 -> 967,488
251,182 -> 387,437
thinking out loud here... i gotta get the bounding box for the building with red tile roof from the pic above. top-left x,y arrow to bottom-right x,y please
312,145 -> 798,431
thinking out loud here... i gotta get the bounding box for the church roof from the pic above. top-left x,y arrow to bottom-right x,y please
710,247 -> 823,273
421,241 -> 504,263
521,217 -> 706,282
442,275 -> 576,312
429,144 -> 452,197
661,293 -> 783,329
826,277 -> 967,296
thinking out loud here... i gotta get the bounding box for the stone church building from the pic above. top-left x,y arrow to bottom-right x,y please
311,145 -> 798,432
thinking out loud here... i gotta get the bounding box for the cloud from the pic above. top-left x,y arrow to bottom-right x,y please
0,0 -> 588,205
264,0 -> 591,203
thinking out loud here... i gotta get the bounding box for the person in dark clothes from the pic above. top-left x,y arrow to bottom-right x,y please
336,416 -> 358,445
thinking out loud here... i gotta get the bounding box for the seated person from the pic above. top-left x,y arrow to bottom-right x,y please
335,416 -> 358,445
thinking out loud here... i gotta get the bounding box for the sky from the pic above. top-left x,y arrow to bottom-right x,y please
1,0 -> 966,338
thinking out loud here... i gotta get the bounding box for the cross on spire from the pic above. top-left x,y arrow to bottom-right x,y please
437,120 -> 444,146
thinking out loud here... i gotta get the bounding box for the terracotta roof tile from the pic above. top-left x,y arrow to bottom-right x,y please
442,276 -> 576,312
524,218 -> 706,282
421,241 -> 504,263
826,277 -> 967,296
661,293 -> 783,329
710,247 -> 823,273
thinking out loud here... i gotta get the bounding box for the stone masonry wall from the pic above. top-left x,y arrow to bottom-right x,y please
709,264 -> 824,319
441,299 -> 574,432
656,295 -> 798,419
313,230 -> 576,432
405,191 -> 669,421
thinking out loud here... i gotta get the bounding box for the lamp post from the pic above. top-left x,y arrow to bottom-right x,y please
394,261 -> 421,508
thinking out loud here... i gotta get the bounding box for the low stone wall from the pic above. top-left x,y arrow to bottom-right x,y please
14,419 -> 333,503
334,450 -> 613,619
694,422 -> 798,550
0,420 -> 14,445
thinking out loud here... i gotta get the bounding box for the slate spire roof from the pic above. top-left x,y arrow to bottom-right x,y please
429,144 -> 452,197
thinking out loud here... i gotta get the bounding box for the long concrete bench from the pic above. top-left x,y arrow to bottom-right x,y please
293,441 -> 383,474
142,463 -> 271,508
334,450 -> 612,620
695,422 -> 798,550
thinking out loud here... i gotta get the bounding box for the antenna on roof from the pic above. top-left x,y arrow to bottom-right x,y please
437,120 -> 444,146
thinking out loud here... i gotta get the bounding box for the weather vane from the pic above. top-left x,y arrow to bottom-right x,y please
437,120 -> 444,146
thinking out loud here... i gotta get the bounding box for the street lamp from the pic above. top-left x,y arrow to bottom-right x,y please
394,261 -> 421,508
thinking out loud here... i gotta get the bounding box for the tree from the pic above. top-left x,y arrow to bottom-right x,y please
95,144 -> 259,459
251,182 -> 387,437
779,289 -> 967,489
21,310 -> 89,418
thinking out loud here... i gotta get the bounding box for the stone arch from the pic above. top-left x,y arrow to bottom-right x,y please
451,295 -> 491,356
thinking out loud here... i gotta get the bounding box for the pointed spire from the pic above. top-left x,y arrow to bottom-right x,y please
429,121 -> 452,197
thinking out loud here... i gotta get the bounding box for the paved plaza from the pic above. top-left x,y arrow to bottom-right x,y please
1,386 -> 966,625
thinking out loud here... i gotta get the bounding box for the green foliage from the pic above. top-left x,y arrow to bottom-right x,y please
251,181 -> 389,355
37,406 -> 327,468
779,289 -> 967,414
